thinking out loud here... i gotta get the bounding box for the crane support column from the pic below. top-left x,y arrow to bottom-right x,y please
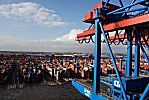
138,41 -> 149,64
134,30 -> 140,77
126,29 -> 132,77
93,9 -> 101,93
140,84 -> 149,100
99,20 -> 127,100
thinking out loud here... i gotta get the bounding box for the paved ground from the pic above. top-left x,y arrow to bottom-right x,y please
0,81 -> 88,100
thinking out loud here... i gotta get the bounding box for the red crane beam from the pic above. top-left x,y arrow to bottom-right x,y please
84,1 -> 120,23
109,29 -> 148,40
108,34 -> 149,44
77,13 -> 149,39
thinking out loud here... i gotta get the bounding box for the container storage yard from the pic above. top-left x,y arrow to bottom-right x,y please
0,0 -> 149,100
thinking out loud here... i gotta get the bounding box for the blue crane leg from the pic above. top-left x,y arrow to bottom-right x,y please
134,30 -> 140,77
140,84 -> 149,100
93,9 -> 101,93
99,21 -> 127,100
126,29 -> 132,77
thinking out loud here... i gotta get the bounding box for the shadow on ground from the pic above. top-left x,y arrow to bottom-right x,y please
0,82 -> 88,100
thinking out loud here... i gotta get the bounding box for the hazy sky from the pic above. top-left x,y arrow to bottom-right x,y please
0,0 -> 134,53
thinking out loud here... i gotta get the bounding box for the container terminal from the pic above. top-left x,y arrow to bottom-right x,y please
0,0 -> 149,100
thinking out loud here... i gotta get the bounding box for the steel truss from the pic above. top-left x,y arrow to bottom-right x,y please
72,0 -> 149,100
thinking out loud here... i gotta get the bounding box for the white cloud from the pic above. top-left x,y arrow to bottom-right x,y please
0,29 -> 128,54
55,29 -> 83,41
0,28 -> 93,53
0,35 -> 94,53
0,2 -> 67,27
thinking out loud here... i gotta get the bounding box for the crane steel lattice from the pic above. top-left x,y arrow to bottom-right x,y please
72,0 -> 149,100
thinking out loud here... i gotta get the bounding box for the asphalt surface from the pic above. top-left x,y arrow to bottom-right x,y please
0,81 -> 88,100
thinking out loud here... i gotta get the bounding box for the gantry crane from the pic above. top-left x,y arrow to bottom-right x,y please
72,0 -> 149,100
